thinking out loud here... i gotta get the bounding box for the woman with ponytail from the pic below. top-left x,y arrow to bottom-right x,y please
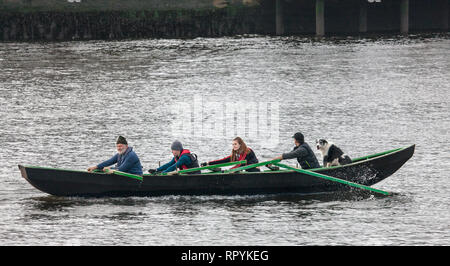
201,137 -> 260,172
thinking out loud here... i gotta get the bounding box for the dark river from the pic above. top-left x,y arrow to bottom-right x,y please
0,33 -> 449,245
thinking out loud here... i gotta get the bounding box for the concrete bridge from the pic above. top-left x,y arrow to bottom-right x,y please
275,0 -> 448,36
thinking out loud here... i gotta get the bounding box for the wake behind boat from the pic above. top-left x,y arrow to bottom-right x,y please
18,145 -> 415,197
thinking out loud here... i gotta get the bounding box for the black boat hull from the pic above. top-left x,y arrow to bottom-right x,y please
19,145 -> 415,197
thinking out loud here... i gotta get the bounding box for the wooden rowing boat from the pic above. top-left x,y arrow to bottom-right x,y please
18,145 -> 415,197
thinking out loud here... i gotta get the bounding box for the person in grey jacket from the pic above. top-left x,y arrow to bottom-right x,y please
272,132 -> 320,169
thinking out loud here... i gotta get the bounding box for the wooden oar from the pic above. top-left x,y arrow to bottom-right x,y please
157,160 -> 247,175
274,162 -> 391,196
224,159 -> 281,174
102,168 -> 143,181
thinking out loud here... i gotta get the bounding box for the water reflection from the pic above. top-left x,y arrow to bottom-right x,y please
24,196 -> 80,211
104,212 -> 146,221
23,190 -> 381,213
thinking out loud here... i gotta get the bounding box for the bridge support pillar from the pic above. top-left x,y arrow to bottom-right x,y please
359,0 -> 368,33
400,0 -> 409,34
316,0 -> 325,36
276,0 -> 284,35
442,0 -> 449,31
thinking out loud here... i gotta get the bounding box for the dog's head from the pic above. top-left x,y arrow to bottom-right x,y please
316,139 -> 329,151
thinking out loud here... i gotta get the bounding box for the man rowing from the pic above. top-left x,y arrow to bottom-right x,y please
87,136 -> 143,175
149,140 -> 200,175
272,132 -> 320,169
201,137 -> 260,172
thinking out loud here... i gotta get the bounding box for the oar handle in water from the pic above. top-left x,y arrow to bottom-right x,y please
274,162 -> 391,196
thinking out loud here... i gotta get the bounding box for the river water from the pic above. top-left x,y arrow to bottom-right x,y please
0,33 -> 449,245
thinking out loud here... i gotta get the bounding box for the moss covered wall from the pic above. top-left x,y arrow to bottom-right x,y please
0,1 -> 272,41
0,0 -> 217,11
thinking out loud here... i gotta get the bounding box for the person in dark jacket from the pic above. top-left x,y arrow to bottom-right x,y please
272,132 -> 320,169
149,140 -> 200,175
87,136 -> 143,175
201,137 -> 260,172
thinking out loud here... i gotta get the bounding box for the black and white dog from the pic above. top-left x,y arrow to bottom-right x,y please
316,139 -> 352,167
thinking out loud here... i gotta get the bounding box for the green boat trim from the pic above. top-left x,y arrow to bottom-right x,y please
23,145 -> 411,179
23,165 -> 143,181
24,165 -> 100,173
274,162 -> 391,196
303,145 -> 409,172
351,147 -> 403,163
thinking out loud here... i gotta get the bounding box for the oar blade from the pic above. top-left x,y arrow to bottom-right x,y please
274,162 -> 391,196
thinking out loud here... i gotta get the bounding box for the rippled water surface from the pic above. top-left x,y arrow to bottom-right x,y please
0,34 -> 449,245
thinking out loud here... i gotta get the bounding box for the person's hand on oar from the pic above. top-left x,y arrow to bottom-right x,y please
167,170 -> 179,176
87,166 -> 97,172
148,169 -> 158,174
266,156 -> 283,167
103,167 -> 115,175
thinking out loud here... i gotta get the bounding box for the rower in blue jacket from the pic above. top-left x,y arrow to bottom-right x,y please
87,136 -> 143,175
149,140 -> 200,175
